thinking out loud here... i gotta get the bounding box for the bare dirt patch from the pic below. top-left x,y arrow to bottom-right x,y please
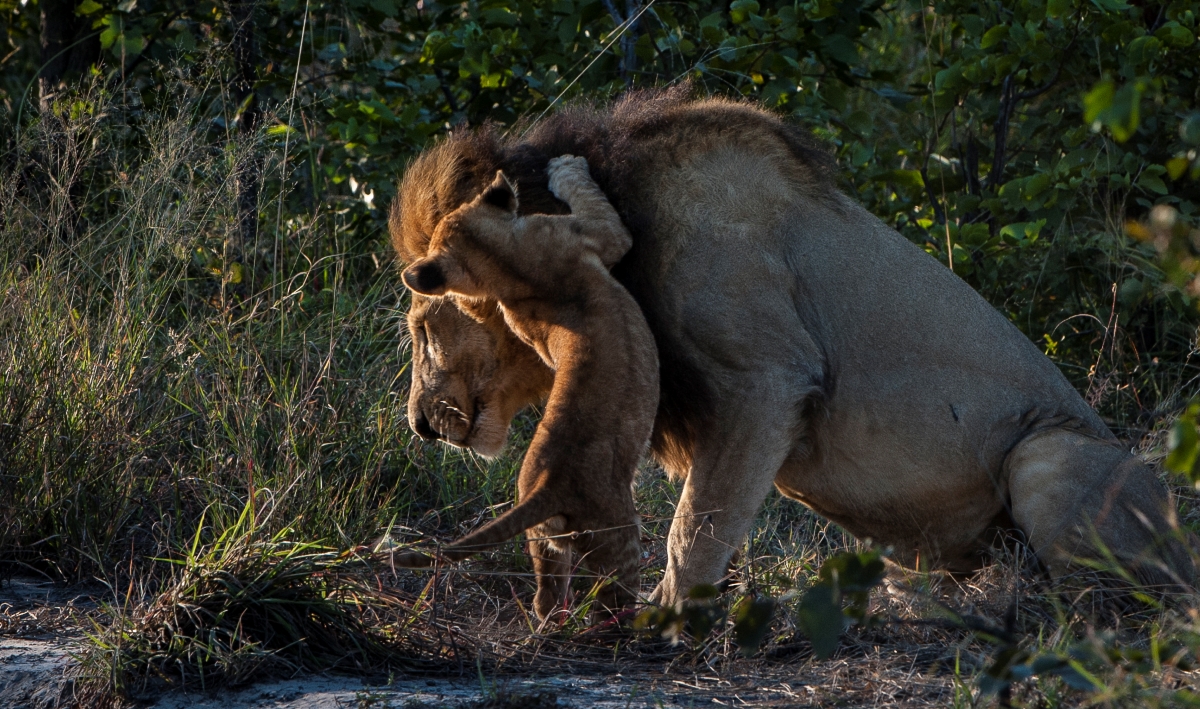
6,637 -> 964,709
0,571 -> 974,709
0,637 -> 77,709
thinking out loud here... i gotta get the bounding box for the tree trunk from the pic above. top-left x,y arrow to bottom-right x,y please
601,0 -> 640,85
38,0 -> 99,109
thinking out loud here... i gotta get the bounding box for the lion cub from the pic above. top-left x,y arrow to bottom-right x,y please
397,155 -> 659,619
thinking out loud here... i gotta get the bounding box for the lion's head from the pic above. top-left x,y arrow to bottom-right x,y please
393,140 -> 555,457
390,86 -> 829,463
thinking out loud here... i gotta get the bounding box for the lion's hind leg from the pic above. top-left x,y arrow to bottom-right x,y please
1005,427 -> 1197,591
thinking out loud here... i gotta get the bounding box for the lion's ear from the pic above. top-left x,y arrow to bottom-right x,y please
481,171 -> 518,214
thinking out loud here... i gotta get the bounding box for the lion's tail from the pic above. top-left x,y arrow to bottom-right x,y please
387,490 -> 558,568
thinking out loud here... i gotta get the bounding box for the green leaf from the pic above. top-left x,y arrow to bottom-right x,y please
1137,173 -> 1168,195
1126,35 -> 1162,67
481,8 -> 518,26
728,0 -> 759,24
1154,21 -> 1195,48
1000,220 -> 1046,242
1181,113 -> 1200,145
1089,0 -> 1129,11
821,33 -> 859,64
699,12 -> 724,30
845,110 -> 872,135
981,25 -> 1009,49
116,0 -> 136,11
1167,157 -> 1190,181
732,596 -> 775,657
1084,78 -> 1144,142
1083,79 -> 1114,124
960,223 -> 991,246
77,0 -> 104,14
1024,173 -> 1052,199
961,14 -> 985,37
369,0 -> 398,16
821,82 -> 847,112
881,169 -> 925,190
1046,0 -> 1071,18
1166,403 -> 1200,483
118,32 -> 144,56
99,24 -> 118,50
796,584 -> 843,659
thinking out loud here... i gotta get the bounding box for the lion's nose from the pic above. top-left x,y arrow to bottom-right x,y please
412,410 -> 439,440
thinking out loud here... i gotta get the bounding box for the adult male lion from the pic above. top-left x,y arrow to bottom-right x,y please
390,86 -> 1195,604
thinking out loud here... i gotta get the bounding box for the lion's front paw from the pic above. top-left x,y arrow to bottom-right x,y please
546,154 -> 590,198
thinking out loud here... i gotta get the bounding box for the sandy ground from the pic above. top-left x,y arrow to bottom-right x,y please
139,672 -> 821,708
1,636 -> 78,709
0,632 -> 841,708
1,577 -> 961,708
1,633 -> 958,708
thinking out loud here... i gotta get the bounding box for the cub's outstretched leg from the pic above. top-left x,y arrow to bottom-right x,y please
572,496 -> 642,612
528,524 -> 572,620
1006,427 -> 1196,588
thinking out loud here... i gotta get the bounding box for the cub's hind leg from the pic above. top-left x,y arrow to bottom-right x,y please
529,518 -> 573,621
574,508 -> 642,615
1005,427 -> 1196,590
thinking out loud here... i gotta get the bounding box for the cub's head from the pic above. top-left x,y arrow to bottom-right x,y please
402,171 -> 521,301
392,144 -> 552,457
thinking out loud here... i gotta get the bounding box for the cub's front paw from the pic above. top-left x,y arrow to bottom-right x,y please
546,154 -> 590,197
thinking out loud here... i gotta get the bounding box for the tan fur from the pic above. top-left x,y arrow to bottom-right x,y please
394,157 -> 658,619
390,88 -> 1196,606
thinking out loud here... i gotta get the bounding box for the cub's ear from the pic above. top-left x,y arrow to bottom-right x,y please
403,255 -> 479,297
480,170 -> 519,214
402,256 -> 451,296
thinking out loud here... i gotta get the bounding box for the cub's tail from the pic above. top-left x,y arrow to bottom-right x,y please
386,490 -> 558,568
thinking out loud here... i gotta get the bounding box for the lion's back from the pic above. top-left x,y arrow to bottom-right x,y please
525,90 -> 1106,482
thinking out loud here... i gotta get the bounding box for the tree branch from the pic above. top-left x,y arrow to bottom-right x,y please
989,74 -> 1015,190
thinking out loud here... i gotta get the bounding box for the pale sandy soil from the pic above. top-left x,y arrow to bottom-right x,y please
0,633 -> 960,708
2,637 -> 957,708
0,577 -> 965,708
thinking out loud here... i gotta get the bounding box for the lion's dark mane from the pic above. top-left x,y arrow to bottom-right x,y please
396,84 -> 836,474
